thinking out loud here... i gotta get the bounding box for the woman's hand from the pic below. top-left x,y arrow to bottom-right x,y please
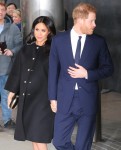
8,92 -> 15,108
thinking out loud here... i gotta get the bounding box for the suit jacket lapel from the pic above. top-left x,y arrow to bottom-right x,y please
65,30 -> 75,64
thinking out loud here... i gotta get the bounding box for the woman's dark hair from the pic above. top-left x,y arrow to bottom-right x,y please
26,16 -> 56,54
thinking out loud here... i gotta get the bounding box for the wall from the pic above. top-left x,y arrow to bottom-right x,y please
5,0 -> 20,7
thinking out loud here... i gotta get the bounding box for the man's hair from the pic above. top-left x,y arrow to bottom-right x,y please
0,2 -> 6,9
72,3 -> 96,21
6,3 -> 17,9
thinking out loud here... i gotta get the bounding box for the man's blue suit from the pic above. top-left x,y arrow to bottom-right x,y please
48,30 -> 113,150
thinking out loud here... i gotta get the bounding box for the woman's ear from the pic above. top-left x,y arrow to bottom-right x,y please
48,31 -> 53,37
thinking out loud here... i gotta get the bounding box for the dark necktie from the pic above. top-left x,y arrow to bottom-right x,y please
75,36 -> 81,64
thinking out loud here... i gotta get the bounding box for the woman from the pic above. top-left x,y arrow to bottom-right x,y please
12,9 -> 22,31
5,16 -> 56,150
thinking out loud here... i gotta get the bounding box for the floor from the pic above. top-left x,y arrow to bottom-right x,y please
0,91 -> 121,150
92,91 -> 121,150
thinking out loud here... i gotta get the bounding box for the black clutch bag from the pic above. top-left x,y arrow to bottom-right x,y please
9,95 -> 19,109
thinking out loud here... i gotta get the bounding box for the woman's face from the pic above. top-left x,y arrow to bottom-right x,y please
13,13 -> 21,24
34,22 -> 50,46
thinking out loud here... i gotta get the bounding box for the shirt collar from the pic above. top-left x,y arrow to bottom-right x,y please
71,28 -> 86,39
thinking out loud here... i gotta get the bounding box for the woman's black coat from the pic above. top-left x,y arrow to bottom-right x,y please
5,43 -> 54,142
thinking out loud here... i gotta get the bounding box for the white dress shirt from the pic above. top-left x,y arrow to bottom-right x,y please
70,28 -> 86,90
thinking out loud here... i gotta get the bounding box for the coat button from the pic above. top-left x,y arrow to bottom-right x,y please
36,47 -> 39,49
32,58 -> 35,60
23,93 -> 25,96
28,69 -> 30,71
28,93 -> 31,96
29,81 -> 31,83
24,81 -> 27,83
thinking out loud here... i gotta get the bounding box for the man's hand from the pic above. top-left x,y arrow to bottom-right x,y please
4,49 -> 13,56
50,100 -> 57,113
68,63 -> 87,78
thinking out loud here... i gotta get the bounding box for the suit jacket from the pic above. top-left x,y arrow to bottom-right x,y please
48,30 -> 114,115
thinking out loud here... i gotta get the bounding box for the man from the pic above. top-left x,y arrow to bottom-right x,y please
0,2 -> 22,129
48,3 -> 114,150
5,2 -> 17,23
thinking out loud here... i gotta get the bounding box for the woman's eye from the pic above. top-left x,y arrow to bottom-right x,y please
42,29 -> 46,32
